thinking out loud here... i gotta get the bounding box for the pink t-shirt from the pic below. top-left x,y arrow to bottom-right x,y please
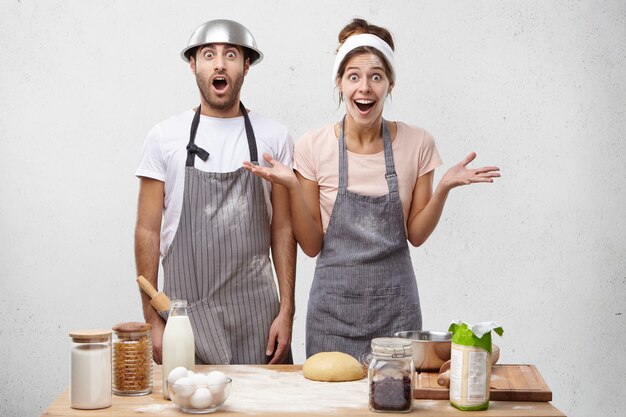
294,122 -> 443,232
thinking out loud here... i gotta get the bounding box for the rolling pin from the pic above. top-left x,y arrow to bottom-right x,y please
137,275 -> 171,313
437,344 -> 500,387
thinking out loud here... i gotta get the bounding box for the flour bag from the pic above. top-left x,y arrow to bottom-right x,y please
448,321 -> 503,411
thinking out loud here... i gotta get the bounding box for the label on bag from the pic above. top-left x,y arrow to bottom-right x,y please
448,321 -> 503,411
449,344 -> 490,407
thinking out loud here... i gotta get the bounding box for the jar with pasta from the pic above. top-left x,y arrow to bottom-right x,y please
112,322 -> 152,396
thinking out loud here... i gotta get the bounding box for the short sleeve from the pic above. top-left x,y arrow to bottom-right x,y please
275,129 -> 294,169
418,129 -> 443,177
293,132 -> 316,181
135,124 -> 166,181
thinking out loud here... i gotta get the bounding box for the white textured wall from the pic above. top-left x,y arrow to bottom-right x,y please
1,1 -> 624,416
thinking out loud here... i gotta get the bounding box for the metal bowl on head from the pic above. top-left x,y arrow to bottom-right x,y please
181,19 -> 263,64
394,330 -> 452,372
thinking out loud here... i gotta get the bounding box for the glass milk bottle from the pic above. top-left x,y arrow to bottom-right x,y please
69,329 -> 112,409
162,299 -> 195,399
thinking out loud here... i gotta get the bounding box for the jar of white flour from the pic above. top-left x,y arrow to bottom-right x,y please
69,329 -> 112,409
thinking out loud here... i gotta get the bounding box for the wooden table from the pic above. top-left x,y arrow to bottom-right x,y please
42,365 -> 566,417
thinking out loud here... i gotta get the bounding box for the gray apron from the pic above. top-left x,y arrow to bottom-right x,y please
162,102 -> 281,365
305,117 -> 422,360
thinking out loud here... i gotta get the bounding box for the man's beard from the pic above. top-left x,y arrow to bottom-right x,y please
196,71 -> 245,112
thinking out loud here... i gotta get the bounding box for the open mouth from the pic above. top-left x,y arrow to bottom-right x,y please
355,99 -> 375,112
212,77 -> 228,92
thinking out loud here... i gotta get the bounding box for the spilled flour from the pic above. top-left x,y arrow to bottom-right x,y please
220,367 -> 368,414
135,403 -> 177,413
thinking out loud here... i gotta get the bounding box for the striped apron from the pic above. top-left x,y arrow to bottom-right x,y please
162,102 -> 280,364
305,117 -> 422,360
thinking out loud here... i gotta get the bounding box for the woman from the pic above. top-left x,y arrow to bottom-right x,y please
244,19 -> 500,360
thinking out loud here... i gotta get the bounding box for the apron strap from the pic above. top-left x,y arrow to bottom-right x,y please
338,116 -> 348,195
186,105 -> 210,167
337,116 -> 399,196
186,102 -> 259,167
240,102 -> 259,163
381,119 -> 399,196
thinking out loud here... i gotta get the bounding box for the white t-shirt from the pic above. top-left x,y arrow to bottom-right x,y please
136,109 -> 293,257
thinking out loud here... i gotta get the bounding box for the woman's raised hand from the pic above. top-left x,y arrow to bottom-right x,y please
243,153 -> 299,189
439,152 -> 500,191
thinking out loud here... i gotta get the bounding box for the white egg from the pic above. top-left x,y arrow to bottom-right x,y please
190,372 -> 209,387
167,366 -> 189,385
190,387 -> 213,409
174,393 -> 192,409
171,376 -> 196,397
187,370 -> 195,377
206,370 -> 227,384
206,371 -> 228,394
210,389 -> 225,405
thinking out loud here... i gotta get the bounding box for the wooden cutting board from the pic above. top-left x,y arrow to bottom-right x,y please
414,364 -> 553,402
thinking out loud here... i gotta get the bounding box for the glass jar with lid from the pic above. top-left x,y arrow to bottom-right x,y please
69,329 -> 112,409
368,337 -> 414,413
112,322 -> 153,396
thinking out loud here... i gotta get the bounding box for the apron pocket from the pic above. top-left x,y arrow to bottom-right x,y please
188,300 -> 232,365
323,286 -> 407,338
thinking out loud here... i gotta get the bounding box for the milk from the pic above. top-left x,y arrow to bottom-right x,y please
162,301 -> 195,399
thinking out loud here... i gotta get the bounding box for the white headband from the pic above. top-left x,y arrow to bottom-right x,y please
332,33 -> 396,83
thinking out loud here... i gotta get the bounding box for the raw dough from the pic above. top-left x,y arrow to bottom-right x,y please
303,352 -> 364,382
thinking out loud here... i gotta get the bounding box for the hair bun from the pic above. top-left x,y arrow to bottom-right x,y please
337,18 -> 394,51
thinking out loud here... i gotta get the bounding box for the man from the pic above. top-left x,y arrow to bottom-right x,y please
135,19 -> 295,365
